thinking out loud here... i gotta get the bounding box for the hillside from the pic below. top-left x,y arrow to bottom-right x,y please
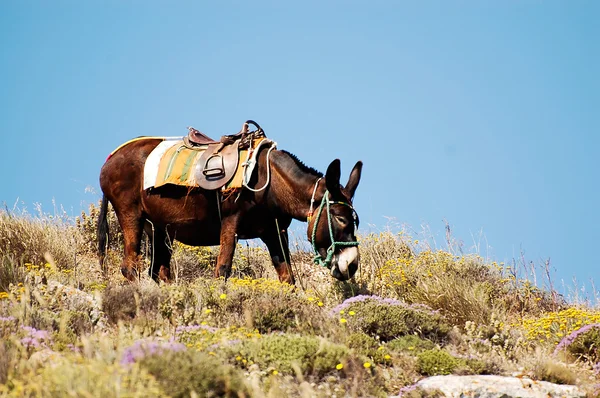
0,203 -> 598,397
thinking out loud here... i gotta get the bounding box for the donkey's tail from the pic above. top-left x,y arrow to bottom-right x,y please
97,195 -> 110,273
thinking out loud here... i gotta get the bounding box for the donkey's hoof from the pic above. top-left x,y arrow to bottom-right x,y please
215,264 -> 231,280
121,267 -> 138,281
159,266 -> 172,283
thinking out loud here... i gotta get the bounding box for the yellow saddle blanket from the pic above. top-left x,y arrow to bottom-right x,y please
143,137 -> 270,191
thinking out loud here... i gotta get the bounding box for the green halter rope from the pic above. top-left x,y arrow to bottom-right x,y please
310,190 -> 359,269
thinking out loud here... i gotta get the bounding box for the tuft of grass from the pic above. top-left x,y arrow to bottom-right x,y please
0,340 -> 15,385
0,255 -> 26,293
532,358 -> 579,385
0,209 -> 78,272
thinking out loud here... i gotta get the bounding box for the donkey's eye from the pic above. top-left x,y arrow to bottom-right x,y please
334,215 -> 348,226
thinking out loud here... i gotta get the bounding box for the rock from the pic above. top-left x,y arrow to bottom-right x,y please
46,280 -> 106,328
410,375 -> 586,398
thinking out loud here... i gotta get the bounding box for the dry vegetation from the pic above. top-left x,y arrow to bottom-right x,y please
0,202 -> 599,397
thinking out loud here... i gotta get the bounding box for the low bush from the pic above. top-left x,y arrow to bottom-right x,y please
387,335 -> 436,353
346,332 -> 390,364
232,333 -> 349,378
139,349 -> 250,397
0,356 -> 162,397
416,349 -> 459,376
103,284 -> 164,325
332,295 -> 450,342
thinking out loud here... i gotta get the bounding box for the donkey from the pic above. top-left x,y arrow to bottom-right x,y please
97,134 -> 362,284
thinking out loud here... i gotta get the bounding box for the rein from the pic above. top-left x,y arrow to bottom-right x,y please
308,183 -> 359,269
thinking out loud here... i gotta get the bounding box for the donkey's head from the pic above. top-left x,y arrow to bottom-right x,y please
308,159 -> 362,281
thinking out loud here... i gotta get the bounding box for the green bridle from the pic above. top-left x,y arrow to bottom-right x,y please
309,188 -> 359,269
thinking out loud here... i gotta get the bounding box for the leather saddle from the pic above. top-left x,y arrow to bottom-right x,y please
185,120 -> 264,191
184,120 -> 250,147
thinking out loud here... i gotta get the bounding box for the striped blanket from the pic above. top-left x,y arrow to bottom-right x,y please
143,138 -> 271,191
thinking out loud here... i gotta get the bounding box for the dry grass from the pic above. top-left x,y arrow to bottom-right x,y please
0,206 -> 597,396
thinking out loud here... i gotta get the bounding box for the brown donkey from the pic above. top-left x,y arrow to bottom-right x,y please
97,135 -> 362,284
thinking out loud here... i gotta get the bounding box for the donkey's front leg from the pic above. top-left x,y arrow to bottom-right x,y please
260,220 -> 295,284
215,215 -> 240,279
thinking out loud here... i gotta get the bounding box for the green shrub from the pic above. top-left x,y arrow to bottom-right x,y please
159,283 -> 198,325
346,332 -> 389,363
416,349 -> 459,376
233,334 -> 349,377
334,296 -> 450,342
139,349 -> 250,398
387,335 -> 436,353
246,292 -> 331,335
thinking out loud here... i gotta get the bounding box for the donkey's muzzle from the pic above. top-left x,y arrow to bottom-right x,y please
330,247 -> 359,281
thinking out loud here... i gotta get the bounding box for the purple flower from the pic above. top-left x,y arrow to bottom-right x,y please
593,362 -> 600,376
20,337 -> 35,347
0,316 -> 16,322
396,383 -> 418,397
20,325 -> 52,349
67,344 -> 81,353
554,323 -> 600,354
330,295 -> 438,317
121,339 -> 186,365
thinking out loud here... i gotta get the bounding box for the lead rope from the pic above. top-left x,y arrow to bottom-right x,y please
275,218 -> 306,291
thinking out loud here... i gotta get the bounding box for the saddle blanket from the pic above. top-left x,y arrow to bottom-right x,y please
143,137 -> 271,191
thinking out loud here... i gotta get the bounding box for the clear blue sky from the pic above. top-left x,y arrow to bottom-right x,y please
1,1 -> 598,299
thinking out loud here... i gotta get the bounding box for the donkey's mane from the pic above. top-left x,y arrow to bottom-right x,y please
280,150 -> 323,178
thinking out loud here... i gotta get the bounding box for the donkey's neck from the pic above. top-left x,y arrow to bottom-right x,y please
269,151 -> 324,221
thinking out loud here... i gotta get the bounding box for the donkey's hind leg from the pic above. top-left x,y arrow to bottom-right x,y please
114,209 -> 144,282
145,223 -> 173,283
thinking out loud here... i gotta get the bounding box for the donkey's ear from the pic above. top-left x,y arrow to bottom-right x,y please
345,161 -> 363,199
325,159 -> 342,197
